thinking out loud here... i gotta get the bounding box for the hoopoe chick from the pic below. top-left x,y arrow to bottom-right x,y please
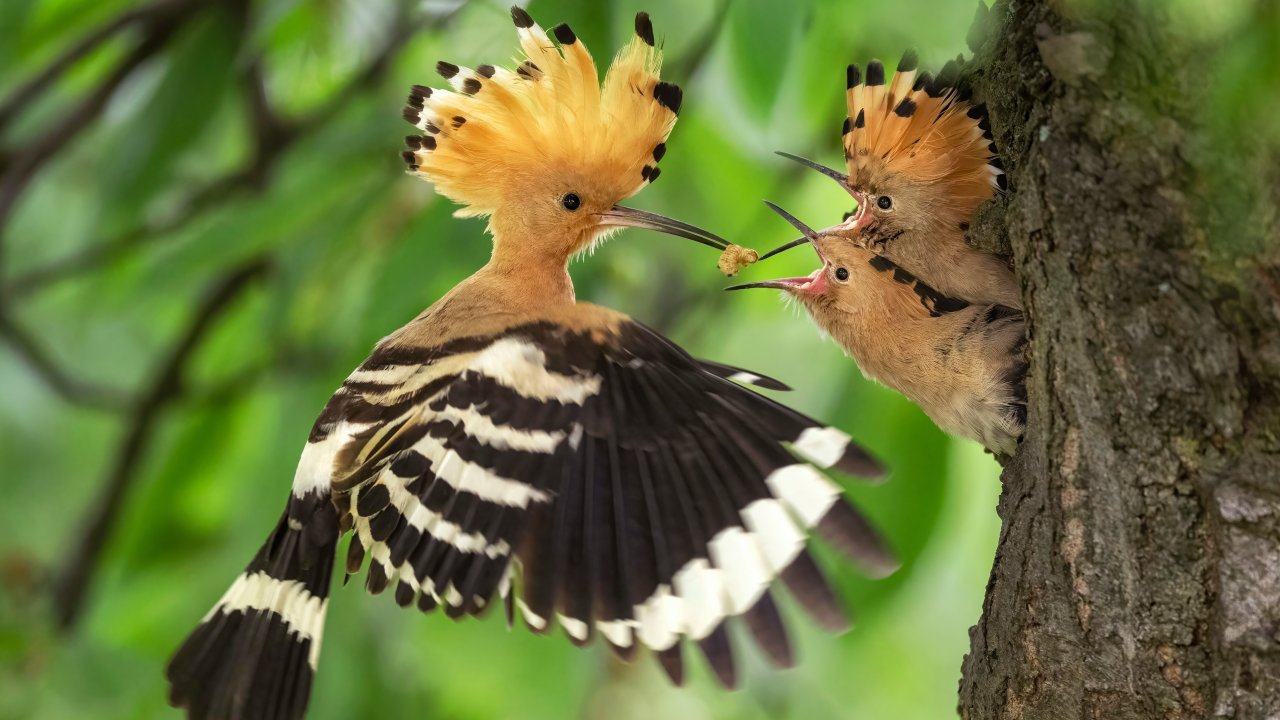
764,51 -> 1020,309
166,10 -> 894,720
733,203 -> 1027,456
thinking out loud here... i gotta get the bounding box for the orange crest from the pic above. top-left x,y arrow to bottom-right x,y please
401,8 -> 680,218
843,52 -> 1004,216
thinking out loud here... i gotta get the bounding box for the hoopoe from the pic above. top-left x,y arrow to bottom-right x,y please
166,10 -> 895,719
731,203 -> 1027,456
763,51 -> 1021,309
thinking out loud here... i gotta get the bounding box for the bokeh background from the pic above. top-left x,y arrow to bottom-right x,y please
2,0 -> 1053,717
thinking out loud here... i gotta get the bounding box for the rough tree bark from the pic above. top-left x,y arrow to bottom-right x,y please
959,0 -> 1280,718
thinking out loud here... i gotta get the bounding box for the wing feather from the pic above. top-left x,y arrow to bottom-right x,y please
316,319 -> 888,684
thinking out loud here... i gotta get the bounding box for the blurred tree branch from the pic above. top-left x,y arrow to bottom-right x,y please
0,311 -> 130,411
0,0 -> 452,631
0,0 -> 197,133
0,0 -> 208,272
0,0 -> 218,411
51,257 -> 270,629
5,1 -> 430,299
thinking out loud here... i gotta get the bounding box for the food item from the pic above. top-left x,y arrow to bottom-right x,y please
718,244 -> 759,276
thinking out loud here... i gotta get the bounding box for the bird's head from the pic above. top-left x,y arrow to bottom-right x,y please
731,201 -> 975,331
402,8 -> 725,262
761,51 -> 1004,260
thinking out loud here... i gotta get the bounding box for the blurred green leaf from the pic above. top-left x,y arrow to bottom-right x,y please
97,13 -> 237,230
726,0 -> 807,120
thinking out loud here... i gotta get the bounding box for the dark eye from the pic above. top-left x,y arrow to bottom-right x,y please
562,193 -> 581,211
835,267 -> 849,281
876,195 -> 893,210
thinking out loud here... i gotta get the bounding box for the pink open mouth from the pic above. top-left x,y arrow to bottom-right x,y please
754,265 -> 828,294
798,265 -> 829,294
836,190 -> 870,233
769,233 -> 829,293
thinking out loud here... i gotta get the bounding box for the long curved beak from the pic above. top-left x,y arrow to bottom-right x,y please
725,201 -> 827,293
755,200 -> 822,261
597,205 -> 729,251
725,277 -> 815,291
760,152 -> 870,260
756,236 -> 810,261
775,151 -> 849,186
763,201 -> 819,241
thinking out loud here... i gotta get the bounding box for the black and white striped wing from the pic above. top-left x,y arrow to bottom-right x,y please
329,320 -> 893,686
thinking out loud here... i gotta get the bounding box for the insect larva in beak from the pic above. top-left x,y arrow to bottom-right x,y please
718,244 -> 759,276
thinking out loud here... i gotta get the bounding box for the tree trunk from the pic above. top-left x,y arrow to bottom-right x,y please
959,0 -> 1280,718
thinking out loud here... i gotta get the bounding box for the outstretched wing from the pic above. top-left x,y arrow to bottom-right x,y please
325,319 -> 893,687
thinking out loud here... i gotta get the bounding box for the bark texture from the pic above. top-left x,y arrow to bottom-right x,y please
960,0 -> 1280,718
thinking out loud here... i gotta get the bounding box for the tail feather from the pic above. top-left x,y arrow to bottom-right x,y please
168,492 -> 338,720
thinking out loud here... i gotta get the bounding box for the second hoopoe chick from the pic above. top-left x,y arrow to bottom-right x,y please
732,203 -> 1027,456
166,10 -> 895,720
765,52 -> 1020,309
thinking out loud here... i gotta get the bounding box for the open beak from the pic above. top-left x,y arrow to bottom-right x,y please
725,201 -> 828,294
775,151 -> 849,186
597,205 -> 729,251
756,151 -> 870,261
724,275 -> 820,292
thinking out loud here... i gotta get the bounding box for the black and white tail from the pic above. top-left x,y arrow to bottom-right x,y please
167,491 -> 339,720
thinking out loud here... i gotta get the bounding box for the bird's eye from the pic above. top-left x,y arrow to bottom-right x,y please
562,193 -> 581,211
835,267 -> 850,281
876,196 -> 893,210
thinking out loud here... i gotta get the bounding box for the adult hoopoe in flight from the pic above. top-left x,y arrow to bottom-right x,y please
763,51 -> 1021,309
731,203 -> 1027,456
166,9 -> 895,719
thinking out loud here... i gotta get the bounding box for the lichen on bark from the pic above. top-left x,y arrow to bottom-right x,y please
958,0 -> 1280,717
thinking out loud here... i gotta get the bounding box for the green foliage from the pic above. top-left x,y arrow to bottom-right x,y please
0,1 -> 1004,719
